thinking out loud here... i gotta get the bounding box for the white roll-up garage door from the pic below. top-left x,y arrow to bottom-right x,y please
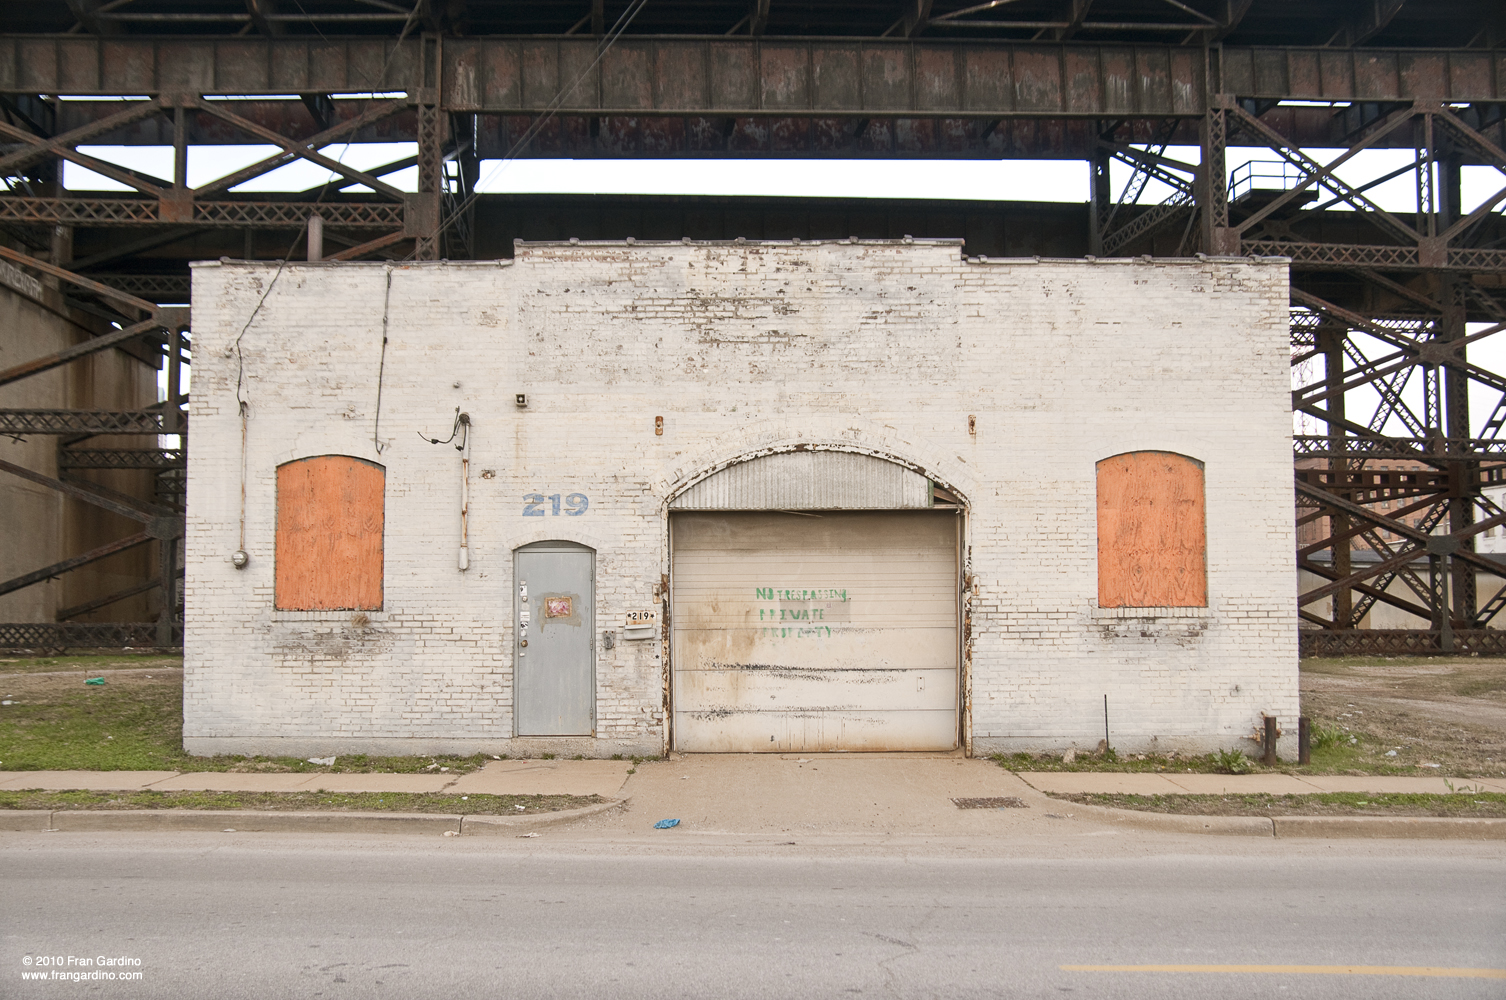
671,511 -> 960,752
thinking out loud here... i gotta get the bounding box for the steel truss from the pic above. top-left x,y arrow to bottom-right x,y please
1076,77 -> 1506,654
0,250 -> 187,650
4,13 -> 1506,652
0,51 -> 457,650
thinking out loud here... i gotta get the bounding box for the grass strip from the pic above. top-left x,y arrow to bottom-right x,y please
991,741 -> 1479,776
0,789 -> 605,814
1,666 -> 651,773
1051,791 -> 1506,818
995,751 -> 1249,775
0,671 -> 495,773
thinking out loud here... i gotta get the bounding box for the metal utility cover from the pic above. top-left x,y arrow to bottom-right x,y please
515,542 -> 594,736
671,511 -> 959,752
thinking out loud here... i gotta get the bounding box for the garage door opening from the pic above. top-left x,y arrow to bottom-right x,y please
669,452 -> 962,753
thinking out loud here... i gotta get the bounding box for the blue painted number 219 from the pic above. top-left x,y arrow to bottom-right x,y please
523,493 -> 589,516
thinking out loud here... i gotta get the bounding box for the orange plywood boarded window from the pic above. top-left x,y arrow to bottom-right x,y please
275,455 -> 384,611
1096,452 -> 1206,608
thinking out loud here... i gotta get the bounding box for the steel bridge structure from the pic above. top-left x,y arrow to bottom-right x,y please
2,1 -> 1505,653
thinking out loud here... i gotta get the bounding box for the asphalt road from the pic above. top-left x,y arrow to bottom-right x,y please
3,833 -> 1504,999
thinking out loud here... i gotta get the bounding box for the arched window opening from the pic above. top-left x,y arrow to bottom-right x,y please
1096,452 -> 1206,608
275,455 -> 385,611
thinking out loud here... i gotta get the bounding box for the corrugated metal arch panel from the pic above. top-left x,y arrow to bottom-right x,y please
670,451 -> 932,510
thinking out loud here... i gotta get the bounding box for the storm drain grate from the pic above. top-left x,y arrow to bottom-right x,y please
951,796 -> 1028,809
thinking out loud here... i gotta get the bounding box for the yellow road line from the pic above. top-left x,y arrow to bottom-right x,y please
1059,965 -> 1506,979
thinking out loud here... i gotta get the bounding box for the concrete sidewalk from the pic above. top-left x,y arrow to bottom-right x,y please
1013,772 -> 1506,795
3,759 -> 1504,841
0,759 -> 634,798
590,753 -> 1043,838
4,763 -> 1500,798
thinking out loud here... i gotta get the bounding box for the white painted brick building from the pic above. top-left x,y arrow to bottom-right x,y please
184,240 -> 1296,758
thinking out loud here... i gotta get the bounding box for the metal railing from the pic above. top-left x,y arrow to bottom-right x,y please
1229,159 -> 1305,202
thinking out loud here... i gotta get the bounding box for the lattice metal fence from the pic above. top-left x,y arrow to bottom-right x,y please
1300,629 -> 1506,657
0,622 -> 181,651
0,197 -> 405,229
59,448 -> 186,471
1247,240 -> 1506,272
0,410 -> 172,435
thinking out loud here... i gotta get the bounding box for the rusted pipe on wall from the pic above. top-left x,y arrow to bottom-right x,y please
457,412 -> 471,571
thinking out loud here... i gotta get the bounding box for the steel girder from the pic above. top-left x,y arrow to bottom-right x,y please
22,100 -> 1505,160
3,37 -> 1505,113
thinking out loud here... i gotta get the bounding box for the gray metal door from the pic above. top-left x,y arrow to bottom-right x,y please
514,542 -> 595,736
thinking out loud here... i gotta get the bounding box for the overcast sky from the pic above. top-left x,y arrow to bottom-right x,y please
33,142 -> 1506,217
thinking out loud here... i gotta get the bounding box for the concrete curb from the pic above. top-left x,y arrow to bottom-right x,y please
1057,801 -> 1506,840
1057,800 -> 1275,836
460,798 -> 627,835
1273,816 -> 1506,840
46,810 -> 463,834
9,800 -> 1503,839
0,810 -> 54,832
6,799 -> 625,836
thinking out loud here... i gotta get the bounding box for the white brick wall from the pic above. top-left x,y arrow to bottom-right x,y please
184,241 -> 1297,758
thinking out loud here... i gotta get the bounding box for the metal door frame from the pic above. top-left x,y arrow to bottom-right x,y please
513,539 -> 596,737
952,512 -> 966,754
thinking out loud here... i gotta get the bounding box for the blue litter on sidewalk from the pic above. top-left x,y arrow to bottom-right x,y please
653,818 -> 681,829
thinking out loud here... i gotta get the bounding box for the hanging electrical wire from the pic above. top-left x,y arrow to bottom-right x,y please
417,407 -> 473,571
419,406 -> 469,447
212,9 -> 428,567
224,128 -> 380,567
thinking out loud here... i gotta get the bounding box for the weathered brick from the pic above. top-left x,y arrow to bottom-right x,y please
183,241 -> 1296,758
